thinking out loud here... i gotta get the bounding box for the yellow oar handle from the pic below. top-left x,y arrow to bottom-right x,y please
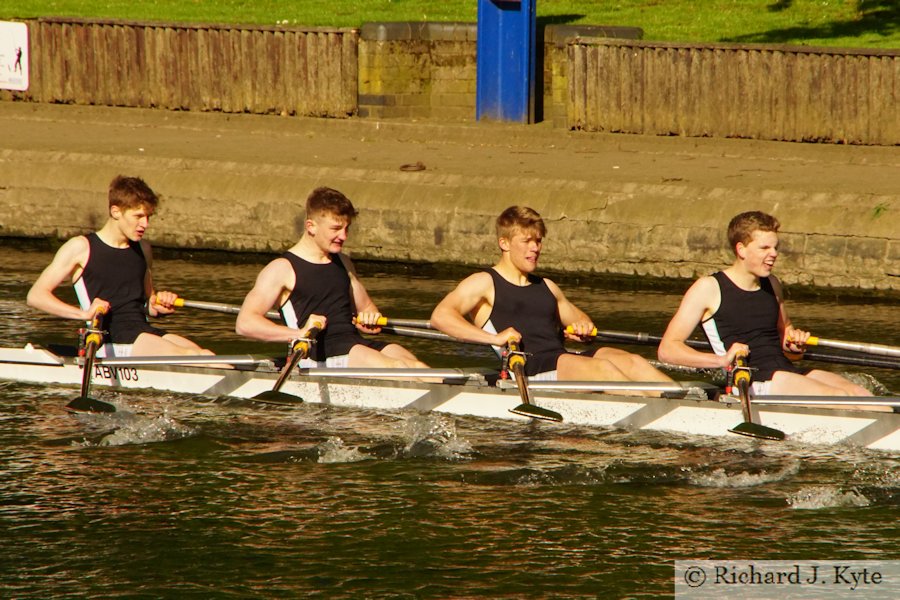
290,323 -> 323,355
84,306 -> 108,346
564,326 -> 599,337
173,298 -> 185,308
506,339 -> 527,369
508,353 -> 526,369
732,351 -> 751,386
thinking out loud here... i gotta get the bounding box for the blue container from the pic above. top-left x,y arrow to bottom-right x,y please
476,0 -> 537,123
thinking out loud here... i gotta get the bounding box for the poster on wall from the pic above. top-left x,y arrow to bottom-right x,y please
0,21 -> 29,91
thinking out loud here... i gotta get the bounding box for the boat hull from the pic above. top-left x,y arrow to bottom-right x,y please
1,346 -> 898,451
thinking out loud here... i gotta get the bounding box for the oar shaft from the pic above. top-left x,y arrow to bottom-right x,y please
74,306 -> 108,407
807,336 -> 900,359
380,325 -> 489,345
587,329 -> 899,370
271,325 -> 322,392
373,316 -> 433,329
173,298 -> 282,321
80,342 -> 98,398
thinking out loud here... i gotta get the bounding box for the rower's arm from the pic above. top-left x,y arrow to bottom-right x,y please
544,279 -> 595,339
236,259 -> 320,343
140,241 -> 174,317
26,236 -> 104,321
771,276 -> 809,352
658,277 -> 736,368
431,272 -> 516,346
340,254 -> 383,332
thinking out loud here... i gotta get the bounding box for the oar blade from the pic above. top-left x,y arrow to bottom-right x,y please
729,421 -> 786,441
65,396 -> 116,413
509,403 -> 563,422
251,390 -> 305,405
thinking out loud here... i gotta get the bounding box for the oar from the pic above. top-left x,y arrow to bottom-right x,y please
505,340 -> 563,422
566,327 -> 900,370
727,352 -> 785,441
170,298 -> 281,320
361,315 -> 433,329
66,307 -> 116,413
379,325 -> 496,346
806,336 -> 900,359
252,322 -> 323,404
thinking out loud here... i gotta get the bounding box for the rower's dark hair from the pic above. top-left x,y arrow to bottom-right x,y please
727,211 -> 780,253
496,206 -> 546,241
306,187 -> 358,221
108,176 -> 159,212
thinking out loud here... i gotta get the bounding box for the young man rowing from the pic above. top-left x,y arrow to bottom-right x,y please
658,211 -> 871,397
430,206 -> 673,391
236,187 -> 427,369
27,176 -> 213,357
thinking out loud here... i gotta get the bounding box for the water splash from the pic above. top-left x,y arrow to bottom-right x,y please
465,465 -> 608,487
687,460 -> 801,488
401,414 -> 473,460
787,485 -> 871,509
317,436 -> 372,464
74,412 -> 196,446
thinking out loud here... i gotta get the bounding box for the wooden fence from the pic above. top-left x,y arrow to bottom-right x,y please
4,19 -> 899,145
17,18 -> 358,117
567,38 -> 899,145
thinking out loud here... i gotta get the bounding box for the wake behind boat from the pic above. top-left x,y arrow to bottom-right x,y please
1,344 -> 898,452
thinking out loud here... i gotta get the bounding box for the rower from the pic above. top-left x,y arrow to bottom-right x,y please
430,205 -> 674,395
235,186 -> 428,370
26,175 -> 213,358
658,210 -> 872,397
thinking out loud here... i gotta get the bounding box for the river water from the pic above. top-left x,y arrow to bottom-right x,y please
1,243 -> 898,598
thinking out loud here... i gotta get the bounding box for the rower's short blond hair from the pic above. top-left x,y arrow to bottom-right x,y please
306,187 -> 359,221
496,206 -> 546,241
727,211 -> 780,254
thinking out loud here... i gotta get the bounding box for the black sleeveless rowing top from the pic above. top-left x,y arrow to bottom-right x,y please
74,233 -> 165,344
483,268 -> 566,376
279,252 -> 385,361
701,271 -> 801,382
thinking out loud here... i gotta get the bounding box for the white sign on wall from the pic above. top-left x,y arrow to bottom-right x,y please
0,21 -> 29,91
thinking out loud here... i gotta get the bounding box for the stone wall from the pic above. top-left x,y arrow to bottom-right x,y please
1,104 -> 896,292
357,22 -> 642,123
358,22 -> 477,121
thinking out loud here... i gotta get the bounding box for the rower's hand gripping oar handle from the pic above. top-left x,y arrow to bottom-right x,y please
288,322 -> 323,359
82,306 -> 107,352
501,339 -> 527,380
732,351 -> 751,393
564,325 -> 599,337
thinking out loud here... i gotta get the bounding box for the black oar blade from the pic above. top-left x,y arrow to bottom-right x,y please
729,421 -> 786,441
65,396 -> 116,413
251,390 -> 304,405
509,403 -> 563,422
